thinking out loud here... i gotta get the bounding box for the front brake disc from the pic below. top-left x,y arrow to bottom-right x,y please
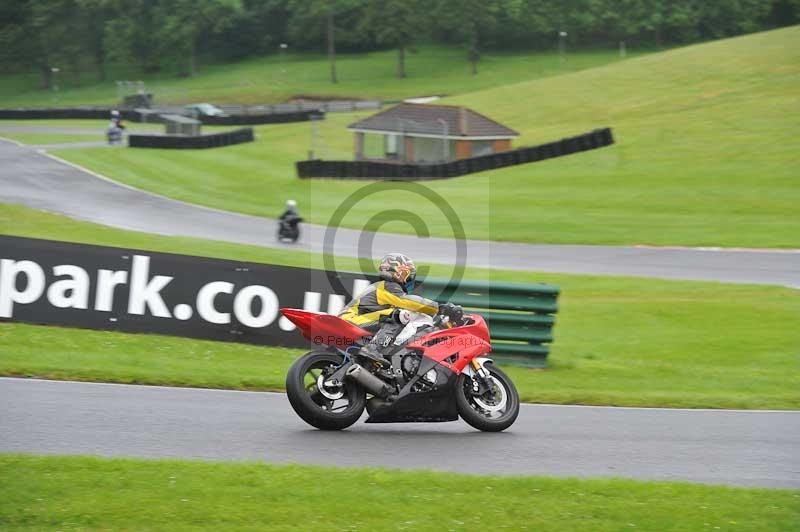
472,376 -> 507,413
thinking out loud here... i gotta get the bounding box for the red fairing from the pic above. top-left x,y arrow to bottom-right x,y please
407,313 -> 492,374
455,313 -> 491,344
280,308 -> 370,348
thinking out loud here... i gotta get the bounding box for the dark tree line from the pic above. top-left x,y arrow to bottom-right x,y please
1,0 -> 797,89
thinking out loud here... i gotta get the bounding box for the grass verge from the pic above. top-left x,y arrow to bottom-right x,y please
0,120 -> 168,131
0,121 -> 221,146
2,203 -> 799,409
0,133 -> 108,145
1,454 -> 798,532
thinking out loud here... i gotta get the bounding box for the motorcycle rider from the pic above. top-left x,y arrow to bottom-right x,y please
278,199 -> 303,242
280,199 -> 299,220
339,253 -> 461,364
107,110 -> 125,145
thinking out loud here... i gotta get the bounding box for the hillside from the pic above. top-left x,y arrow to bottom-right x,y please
36,26 -> 800,247
0,46 -> 638,107
445,24 -> 800,246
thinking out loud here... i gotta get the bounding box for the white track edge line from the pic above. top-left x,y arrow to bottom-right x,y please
0,135 -> 28,148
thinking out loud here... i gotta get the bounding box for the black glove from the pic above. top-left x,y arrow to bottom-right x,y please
437,302 -> 464,324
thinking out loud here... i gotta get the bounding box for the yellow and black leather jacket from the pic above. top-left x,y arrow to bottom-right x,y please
338,280 -> 439,332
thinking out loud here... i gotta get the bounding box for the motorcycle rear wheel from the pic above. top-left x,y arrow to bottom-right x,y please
456,363 -> 520,432
277,225 -> 300,243
285,350 -> 366,430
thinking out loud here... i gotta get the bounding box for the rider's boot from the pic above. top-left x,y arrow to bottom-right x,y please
357,344 -> 386,367
358,322 -> 403,368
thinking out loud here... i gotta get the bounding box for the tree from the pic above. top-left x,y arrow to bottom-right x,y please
764,0 -> 800,27
1,0 -> 125,87
225,0 -> 293,59
0,0 -> 85,89
104,0 -> 233,77
361,0 -> 425,78
159,0 -> 234,77
104,0 -> 164,73
432,0 -> 502,75
0,0 -> 36,75
288,0 -> 365,83
589,0 -> 650,46
488,0 -> 559,48
697,0 -> 772,39
2,0 -> 796,89
76,0 -> 115,81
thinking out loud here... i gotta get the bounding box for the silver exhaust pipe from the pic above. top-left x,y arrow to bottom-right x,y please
346,364 -> 390,398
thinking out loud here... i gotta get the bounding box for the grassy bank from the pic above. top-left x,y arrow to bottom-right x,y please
0,46 -> 643,107
42,27 -> 800,248
1,454 -> 797,531
2,203 -> 798,409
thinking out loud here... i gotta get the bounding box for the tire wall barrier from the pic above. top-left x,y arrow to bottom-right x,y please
0,235 -> 559,368
197,110 -> 323,125
128,127 -> 254,149
0,107 -> 154,122
218,100 -> 380,114
297,128 -> 614,180
418,278 -> 559,368
0,108 -> 323,125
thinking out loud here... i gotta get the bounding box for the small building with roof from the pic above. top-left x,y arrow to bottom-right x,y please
347,103 -> 519,164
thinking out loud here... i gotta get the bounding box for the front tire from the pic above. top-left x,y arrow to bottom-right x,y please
285,350 -> 366,430
456,363 -> 520,432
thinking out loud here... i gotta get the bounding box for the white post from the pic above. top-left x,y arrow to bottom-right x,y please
279,43 -> 288,74
51,67 -> 60,95
310,114 -> 319,160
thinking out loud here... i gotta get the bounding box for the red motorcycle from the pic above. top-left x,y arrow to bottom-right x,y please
281,308 -> 520,432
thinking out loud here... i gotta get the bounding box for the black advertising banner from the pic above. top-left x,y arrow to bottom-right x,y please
0,235 -> 373,348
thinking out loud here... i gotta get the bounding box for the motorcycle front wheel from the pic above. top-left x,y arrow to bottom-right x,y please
456,363 -> 520,432
285,350 -> 366,430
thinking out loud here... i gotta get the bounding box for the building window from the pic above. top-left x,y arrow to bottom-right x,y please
471,140 -> 494,157
412,137 -> 453,163
385,134 -> 400,159
363,133 -> 384,159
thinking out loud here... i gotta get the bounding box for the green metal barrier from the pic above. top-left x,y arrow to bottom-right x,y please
417,278 -> 560,368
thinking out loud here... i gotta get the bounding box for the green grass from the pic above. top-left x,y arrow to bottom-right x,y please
1,454 -> 798,531
0,119 -> 164,130
2,203 -> 799,409
0,46 -> 644,107
0,133 -> 107,145
0,120 -> 166,146
0,324 -> 296,390
0,120 -> 251,147
45,26 -> 800,248
0,120 -> 214,146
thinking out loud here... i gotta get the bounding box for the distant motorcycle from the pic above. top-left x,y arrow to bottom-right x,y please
281,307 -> 520,432
106,126 -> 123,145
277,214 -> 302,243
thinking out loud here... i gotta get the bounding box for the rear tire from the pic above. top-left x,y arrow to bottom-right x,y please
285,350 -> 366,430
456,363 -> 520,432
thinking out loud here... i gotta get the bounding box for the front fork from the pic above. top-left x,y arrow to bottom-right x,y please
465,357 -> 494,397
